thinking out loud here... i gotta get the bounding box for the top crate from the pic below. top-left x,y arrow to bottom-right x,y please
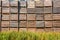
2,1 -> 9,6
10,1 -> 18,6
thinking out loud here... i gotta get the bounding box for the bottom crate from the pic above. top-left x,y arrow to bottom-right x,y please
45,28 -> 53,32
54,28 -> 60,32
10,28 -> 18,32
36,28 -> 44,32
1,28 -> 9,32
19,28 -> 27,31
28,28 -> 36,32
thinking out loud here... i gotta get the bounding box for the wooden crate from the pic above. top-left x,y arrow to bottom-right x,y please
44,14 -> 53,20
36,14 -> 44,20
10,7 -> 18,13
2,0 -> 9,1
27,14 -> 36,20
10,28 -> 18,32
1,28 -> 9,32
0,14 -> 1,20
44,0 -> 52,6
53,7 -> 60,13
0,7 -> 1,13
53,14 -> 60,20
2,7 -> 9,13
27,1 -> 35,8
28,28 -> 36,32
10,14 -> 18,20
36,21 -> 44,27
2,1 -> 9,6
10,21 -> 18,27
44,7 -> 52,13
35,8 -> 44,13
1,21 -> 9,27
35,0 -> 40,1
35,1 -> 44,7
53,0 -> 60,7
53,21 -> 60,27
19,28 -> 27,31
2,14 -> 9,20
0,1 -> 1,6
54,28 -> 60,32
27,8 -> 35,13
27,21 -> 36,27
45,21 -> 53,27
19,14 -> 26,20
10,1 -> 18,6
45,28 -> 53,32
36,28 -> 44,32
19,21 -> 27,27
19,8 -> 27,13
19,1 -> 26,7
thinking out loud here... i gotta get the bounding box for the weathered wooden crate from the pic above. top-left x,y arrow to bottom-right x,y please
44,0 -> 52,6
45,21 -> 53,27
53,21 -> 60,27
0,1 -> 1,6
27,8 -> 35,13
35,8 -> 44,13
19,28 -> 27,31
27,14 -> 36,20
10,14 -> 18,20
19,1 -> 26,7
2,0 -> 9,1
53,14 -> 60,20
44,14 -> 53,20
35,1 -> 44,7
44,7 -> 52,13
2,7 -> 9,13
27,1 -> 35,8
53,7 -> 60,13
10,1 -> 18,6
19,8 -> 27,13
1,28 -> 9,32
0,14 -> 1,20
10,28 -> 18,32
35,0 -> 40,1
27,21 -> 36,27
19,14 -> 26,20
45,28 -> 53,32
54,28 -> 60,32
2,1 -> 9,6
19,21 -> 27,27
53,0 -> 60,7
10,21 -> 18,27
10,7 -> 18,13
36,28 -> 44,32
0,7 -> 1,13
1,21 -> 9,27
28,28 -> 36,32
2,14 -> 9,20
36,14 -> 44,20
36,21 -> 44,27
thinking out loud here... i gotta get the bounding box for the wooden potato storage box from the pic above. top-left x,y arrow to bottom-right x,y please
36,21 -> 44,27
45,21 -> 53,27
0,7 -> 1,13
27,21 -> 36,27
19,28 -> 27,31
2,14 -> 9,20
1,28 -> 9,32
27,14 -> 36,20
10,21 -> 18,27
10,7 -> 18,13
36,28 -> 44,32
53,14 -> 60,20
10,14 -> 18,20
2,7 -> 9,13
1,21 -> 9,27
44,14 -> 53,20
19,8 -> 27,13
2,1 -> 9,6
19,21 -> 27,27
19,14 -> 26,20
36,14 -> 44,20
10,28 -> 18,31
28,28 -> 36,32
10,1 -> 18,6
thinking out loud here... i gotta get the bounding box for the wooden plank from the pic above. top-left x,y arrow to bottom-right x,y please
36,28 -> 44,32
45,28 -> 53,32
28,28 -> 36,32
10,28 -> 18,32
1,28 -> 9,32
19,28 -> 27,31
